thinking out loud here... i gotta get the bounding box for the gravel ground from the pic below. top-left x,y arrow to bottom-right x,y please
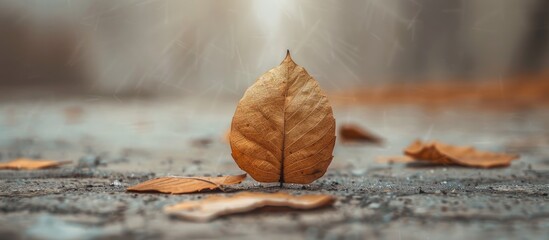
0,97 -> 548,240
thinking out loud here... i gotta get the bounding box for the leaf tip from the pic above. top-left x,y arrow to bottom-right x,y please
283,49 -> 293,63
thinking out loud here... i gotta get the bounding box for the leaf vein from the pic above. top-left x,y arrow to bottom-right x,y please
286,124 -> 335,160
232,135 -> 281,172
285,135 -> 335,170
285,106 -> 331,149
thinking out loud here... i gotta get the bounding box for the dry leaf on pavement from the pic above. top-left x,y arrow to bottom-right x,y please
127,174 -> 246,194
404,140 -> 519,168
339,124 -> 383,145
230,51 -> 336,185
165,192 -> 335,222
375,155 -> 415,164
0,158 -> 71,170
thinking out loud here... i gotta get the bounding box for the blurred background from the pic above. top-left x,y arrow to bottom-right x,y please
0,0 -> 548,162
0,0 -> 548,97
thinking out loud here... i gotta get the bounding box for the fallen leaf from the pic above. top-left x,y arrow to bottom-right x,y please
230,50 -> 336,185
339,124 -> 383,145
165,192 -> 335,222
375,155 -> 415,164
0,158 -> 71,170
404,140 -> 519,168
126,174 -> 246,194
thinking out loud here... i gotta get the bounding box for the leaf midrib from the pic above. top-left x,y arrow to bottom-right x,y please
279,59 -> 291,187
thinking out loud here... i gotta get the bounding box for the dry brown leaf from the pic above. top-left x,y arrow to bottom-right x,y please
339,124 -> 383,145
0,158 -> 71,170
230,51 -> 336,185
404,140 -> 519,168
375,155 -> 415,164
164,192 -> 335,222
127,174 -> 246,194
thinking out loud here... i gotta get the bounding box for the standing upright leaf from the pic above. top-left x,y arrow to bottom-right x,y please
230,51 -> 336,185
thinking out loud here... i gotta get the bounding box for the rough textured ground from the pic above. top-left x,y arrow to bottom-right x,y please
0,97 -> 548,240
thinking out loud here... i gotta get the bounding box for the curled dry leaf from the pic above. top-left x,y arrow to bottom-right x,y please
0,158 -> 71,170
165,192 -> 335,222
127,174 -> 246,194
339,124 -> 383,145
230,51 -> 336,185
404,140 -> 519,168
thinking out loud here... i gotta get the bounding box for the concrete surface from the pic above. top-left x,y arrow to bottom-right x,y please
0,96 -> 548,240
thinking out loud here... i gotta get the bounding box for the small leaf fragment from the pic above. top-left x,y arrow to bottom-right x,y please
230,51 -> 336,185
339,124 -> 383,145
375,155 -> 415,164
404,140 -> 519,168
126,174 -> 246,194
164,192 -> 335,222
0,158 -> 71,170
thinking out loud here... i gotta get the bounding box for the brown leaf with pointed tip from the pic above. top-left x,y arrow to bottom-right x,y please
164,192 -> 335,222
230,51 -> 336,185
126,174 -> 246,194
339,124 -> 383,145
404,140 -> 519,168
0,158 -> 71,170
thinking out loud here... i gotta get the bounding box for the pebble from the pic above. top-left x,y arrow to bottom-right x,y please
77,155 -> 101,168
368,203 -> 381,209
110,180 -> 123,187
351,168 -> 367,176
